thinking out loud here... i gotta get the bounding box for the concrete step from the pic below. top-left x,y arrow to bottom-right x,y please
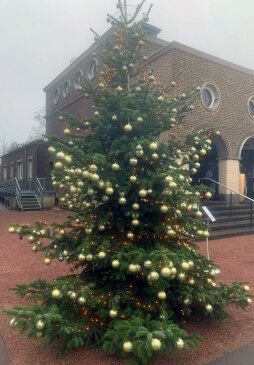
211,219 -> 253,231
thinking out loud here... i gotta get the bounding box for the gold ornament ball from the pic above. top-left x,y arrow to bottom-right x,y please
137,117 -> 143,123
181,262 -> 190,272
205,191 -> 212,199
178,273 -> 185,281
112,114 -> 117,121
203,231 -> 210,238
63,250 -> 68,257
132,219 -> 139,226
188,261 -> 194,269
200,149 -> 206,155
56,151 -> 65,160
244,285 -> 250,292
184,298 -> 191,306
189,278 -> 195,285
10,318 -> 17,328
102,195 -> 109,202
193,154 -> 199,161
149,142 -> 157,151
130,175 -> 137,183
129,264 -> 137,273
109,309 -> 118,318
89,164 -> 98,172
85,228 -> 92,234
132,203 -> 139,210
171,267 -> 177,275
151,338 -> 161,351
160,205 -> 168,213
55,162 -> 63,170
64,128 -> 70,135
127,232 -> 134,239
176,338 -> 184,350
144,260 -> 152,268
247,298 -> 252,305
98,251 -> 106,259
112,163 -> 120,171
119,197 -> 126,205
152,153 -> 158,160
8,226 -> 15,234
206,304 -> 213,312
123,341 -> 133,353
70,292 -> 77,300
48,146 -> 55,154
157,291 -> 166,300
161,267 -> 171,278
129,158 -> 138,166
70,185 -> 77,193
52,289 -> 61,299
44,258 -> 51,265
112,259 -> 120,268
150,271 -> 159,281
124,123 -> 132,133
86,254 -> 93,261
167,229 -> 176,237
106,187 -> 114,195
98,225 -> 105,231
78,253 -> 86,262
195,211 -> 202,218
82,170 -> 90,178
36,320 -> 45,331
91,173 -> 99,182
139,189 -> 147,198
78,297 -> 86,305
191,168 -> 197,174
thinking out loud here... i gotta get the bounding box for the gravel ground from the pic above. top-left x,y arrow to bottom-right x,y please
0,208 -> 254,365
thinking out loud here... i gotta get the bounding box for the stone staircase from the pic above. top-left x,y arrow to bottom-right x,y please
203,201 -> 254,239
19,191 -> 41,211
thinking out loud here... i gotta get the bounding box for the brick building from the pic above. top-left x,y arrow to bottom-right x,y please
43,23 -> 254,202
0,140 -> 55,210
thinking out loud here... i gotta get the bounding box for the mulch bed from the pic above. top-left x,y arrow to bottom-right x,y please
1,208 -> 254,365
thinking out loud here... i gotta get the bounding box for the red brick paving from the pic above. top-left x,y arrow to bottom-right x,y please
0,209 -> 254,365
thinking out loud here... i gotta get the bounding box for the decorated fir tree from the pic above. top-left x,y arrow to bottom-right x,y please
5,1 -> 252,364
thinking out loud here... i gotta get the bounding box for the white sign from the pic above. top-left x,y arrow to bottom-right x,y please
202,206 -> 216,222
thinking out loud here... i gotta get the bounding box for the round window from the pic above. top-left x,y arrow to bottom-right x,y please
63,80 -> 70,98
201,83 -> 220,110
87,59 -> 98,80
248,96 -> 254,118
74,70 -> 83,89
53,88 -> 60,104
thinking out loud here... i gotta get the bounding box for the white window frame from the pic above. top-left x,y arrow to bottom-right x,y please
17,160 -> 23,179
3,165 -> 7,179
28,157 -> 33,179
74,69 -> 83,89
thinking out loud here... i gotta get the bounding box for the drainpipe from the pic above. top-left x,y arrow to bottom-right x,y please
24,146 -> 27,190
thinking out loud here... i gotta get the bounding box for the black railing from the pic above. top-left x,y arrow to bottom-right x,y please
200,177 -> 254,229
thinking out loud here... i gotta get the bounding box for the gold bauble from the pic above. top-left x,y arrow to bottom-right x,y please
89,164 -> 98,172
129,158 -> 137,166
176,338 -> 184,350
123,341 -> 133,353
78,297 -> 86,305
130,175 -> 137,183
200,149 -> 206,156
132,219 -> 139,226
64,128 -> 70,135
206,304 -> 213,312
178,273 -> 185,281
86,254 -> 93,261
106,187 -> 114,195
244,285 -> 250,292
78,253 -> 86,262
149,142 -> 157,151
139,189 -> 147,198
36,320 -> 45,330
124,123 -> 132,133
127,232 -> 134,239
98,251 -> 106,259
195,211 -> 202,218
44,258 -> 51,265
193,154 -> 199,161
52,289 -> 61,299
205,192 -> 212,199
91,173 -> 99,182
56,151 -> 65,160
181,262 -> 190,272
160,205 -> 168,213
119,197 -> 126,205
112,259 -> 120,268
149,271 -> 159,281
109,309 -> 118,318
112,163 -> 120,171
64,155 -> 72,164
144,260 -> 152,268
8,226 -> 15,234
157,291 -> 166,300
55,162 -> 63,170
151,338 -> 161,351
161,267 -> 171,278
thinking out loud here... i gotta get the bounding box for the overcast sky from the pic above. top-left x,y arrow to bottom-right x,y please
1,0 -> 254,145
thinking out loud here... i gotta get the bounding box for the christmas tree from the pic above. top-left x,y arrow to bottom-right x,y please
5,1 -> 252,364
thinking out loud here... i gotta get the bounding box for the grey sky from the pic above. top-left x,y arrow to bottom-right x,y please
1,0 -> 254,145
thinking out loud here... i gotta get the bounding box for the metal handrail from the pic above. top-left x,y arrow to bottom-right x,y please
201,177 -> 253,228
202,177 -> 254,203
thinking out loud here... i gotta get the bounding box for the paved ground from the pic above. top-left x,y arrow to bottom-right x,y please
207,343 -> 254,365
0,333 -> 10,365
0,203 -> 8,210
